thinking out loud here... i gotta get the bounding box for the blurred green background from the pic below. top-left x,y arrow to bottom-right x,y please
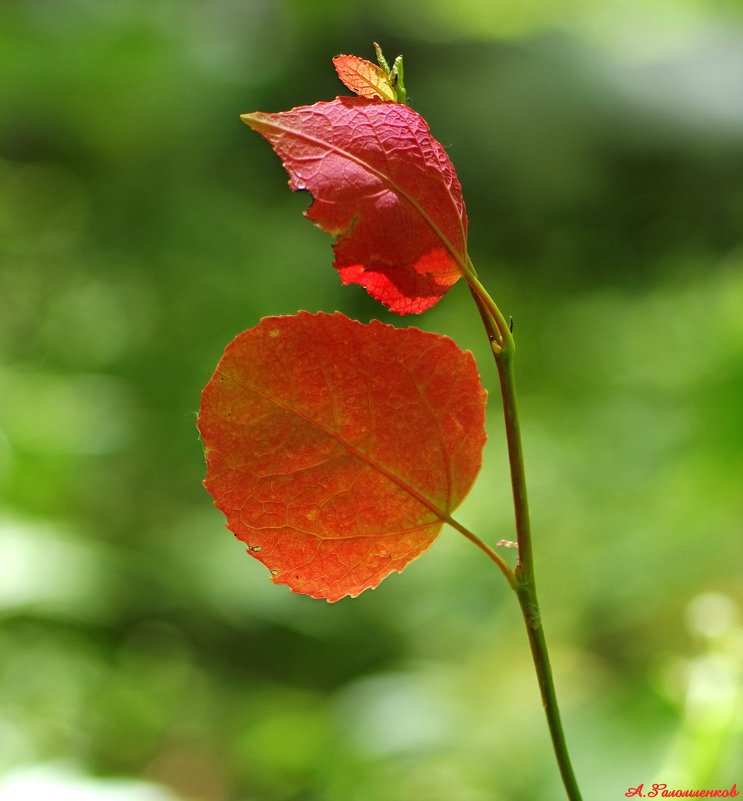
1,1 -> 742,799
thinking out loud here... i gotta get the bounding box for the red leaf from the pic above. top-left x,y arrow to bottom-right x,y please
198,312 -> 487,601
332,54 -> 397,101
241,98 -> 468,314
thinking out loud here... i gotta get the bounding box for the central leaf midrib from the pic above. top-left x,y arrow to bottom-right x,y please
217,369 -> 456,529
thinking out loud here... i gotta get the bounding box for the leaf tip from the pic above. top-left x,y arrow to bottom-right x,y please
240,112 -> 262,131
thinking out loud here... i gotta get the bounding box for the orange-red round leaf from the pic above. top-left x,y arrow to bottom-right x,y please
198,312 -> 487,601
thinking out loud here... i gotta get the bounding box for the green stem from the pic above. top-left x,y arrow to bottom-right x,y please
496,348 -> 583,801
467,265 -> 583,801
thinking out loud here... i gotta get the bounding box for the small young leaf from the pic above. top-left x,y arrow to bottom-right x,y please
241,98 -> 469,314
332,54 -> 397,102
198,312 -> 487,602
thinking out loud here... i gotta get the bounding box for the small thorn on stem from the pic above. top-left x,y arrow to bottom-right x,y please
509,316 -> 514,333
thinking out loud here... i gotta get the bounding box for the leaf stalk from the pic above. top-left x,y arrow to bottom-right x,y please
447,516 -> 517,591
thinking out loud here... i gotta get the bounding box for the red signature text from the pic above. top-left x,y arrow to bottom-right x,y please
626,784 -> 738,798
